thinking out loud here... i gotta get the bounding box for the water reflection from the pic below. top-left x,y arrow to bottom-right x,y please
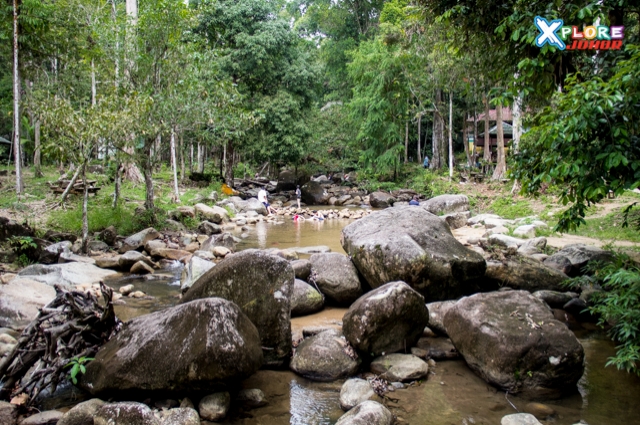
289,379 -> 343,425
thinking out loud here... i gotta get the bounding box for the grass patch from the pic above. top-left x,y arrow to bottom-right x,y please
488,197 -> 534,219
565,209 -> 640,243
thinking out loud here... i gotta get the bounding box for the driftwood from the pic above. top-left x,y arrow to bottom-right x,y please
0,283 -> 121,404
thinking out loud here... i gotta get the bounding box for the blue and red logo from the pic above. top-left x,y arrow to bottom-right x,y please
534,16 -> 624,50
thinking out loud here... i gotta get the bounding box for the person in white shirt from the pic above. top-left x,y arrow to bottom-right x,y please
258,189 -> 275,214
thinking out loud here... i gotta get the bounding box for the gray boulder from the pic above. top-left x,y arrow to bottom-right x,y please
341,206 -> 486,301
218,196 -> 267,215
340,378 -> 375,411
275,169 -> 297,192
518,237 -> 547,256
467,214 -> 503,226
39,241 -> 72,264
301,181 -> 329,205
291,279 -> 324,317
198,392 -> 230,422
291,259 -> 311,280
501,413 -> 543,425
88,240 -> 109,252
421,194 -> 469,215
442,211 -> 471,230
342,281 -> 428,357
533,290 -> 577,309
119,227 -> 160,253
197,221 -> 221,235
370,353 -> 429,382
543,244 -> 614,277
99,226 -> 118,246
118,250 -> 153,270
444,290 -> 585,397
194,203 -> 229,223
19,411 -> 63,425
17,262 -> 117,287
369,192 -> 395,208
57,398 -> 105,425
0,401 -> 17,425
309,253 -> 362,305
483,257 -> 569,292
0,278 -> 56,328
181,249 -> 293,367
290,329 -> 360,381
200,232 -> 236,253
94,402 -> 159,425
335,400 -> 393,425
236,389 -> 268,409
425,300 -> 456,336
180,256 -> 215,293
79,298 -> 263,394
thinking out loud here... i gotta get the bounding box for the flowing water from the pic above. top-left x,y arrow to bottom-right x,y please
99,213 -> 640,425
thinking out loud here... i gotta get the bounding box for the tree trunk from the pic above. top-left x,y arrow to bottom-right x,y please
404,120 -> 409,163
492,103 -> 506,180
463,112 -> 471,166
143,140 -> 155,212
60,166 -> 83,204
224,141 -> 234,187
448,92 -> 453,179
123,146 -> 143,184
170,127 -> 180,203
513,94 -> 522,152
417,113 -> 422,163
91,59 -> 96,107
34,118 -> 42,177
189,141 -> 193,173
432,90 -> 446,169
112,162 -> 121,208
81,162 -> 89,254
153,134 -> 161,170
12,0 -> 22,195
179,134 -> 185,181
483,94 -> 491,163
197,142 -> 204,173
473,106 -> 478,166
112,0 -> 119,89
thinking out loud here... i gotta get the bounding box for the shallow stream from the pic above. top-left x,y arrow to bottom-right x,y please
101,213 -> 640,425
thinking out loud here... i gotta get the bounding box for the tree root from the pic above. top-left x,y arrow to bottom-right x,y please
0,283 -> 121,404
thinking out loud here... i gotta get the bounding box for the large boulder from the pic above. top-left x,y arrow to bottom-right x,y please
79,298 -> 263,395
218,197 -> 267,216
335,401 -> 393,425
443,291 -> 585,397
483,257 -> 569,292
543,244 -> 614,277
369,192 -> 395,208
194,203 -> 229,224
309,253 -> 362,305
290,329 -> 360,381
425,300 -> 456,336
291,259 -> 311,280
342,281 -> 428,357
181,249 -> 294,367
200,233 -> 236,253
291,279 -> 324,317
339,379 -> 375,411
197,221 -> 221,236
420,194 -> 469,215
0,278 -> 55,328
341,206 -> 486,301
17,262 -> 117,287
275,170 -> 297,192
301,181 -> 329,205
119,227 -> 160,253
442,211 -> 470,230
38,241 -> 72,264
57,398 -> 105,425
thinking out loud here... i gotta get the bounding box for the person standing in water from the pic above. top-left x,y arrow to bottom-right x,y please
258,188 -> 275,214
295,185 -> 302,209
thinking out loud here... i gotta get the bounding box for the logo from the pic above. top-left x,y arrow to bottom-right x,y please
534,16 -> 624,51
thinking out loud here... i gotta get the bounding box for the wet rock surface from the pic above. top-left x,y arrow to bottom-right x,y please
309,253 -> 362,305
342,281 -> 428,357
290,329 -> 360,381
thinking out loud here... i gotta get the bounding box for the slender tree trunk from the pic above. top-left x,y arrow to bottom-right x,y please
112,0 -> 119,89
432,90 -> 446,169
448,93 -> 453,179
473,106 -> 478,166
189,141 -> 193,173
179,134 -> 185,181
143,140 -> 155,212
113,162 -> 121,208
463,112 -> 471,166
12,0 -> 22,195
123,145 -> 143,183
170,127 -> 180,203
492,103 -> 506,180
404,120 -> 409,163
197,142 -> 204,173
81,162 -> 89,254
60,166 -> 83,204
34,118 -> 42,177
513,94 -> 522,152
91,59 -> 96,107
417,113 -> 422,163
483,94 -> 491,163
224,141 -> 234,187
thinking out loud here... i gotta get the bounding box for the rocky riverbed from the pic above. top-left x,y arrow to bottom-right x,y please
1,194 -> 639,425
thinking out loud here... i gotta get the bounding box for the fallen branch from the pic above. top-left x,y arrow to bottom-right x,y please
0,283 -> 121,404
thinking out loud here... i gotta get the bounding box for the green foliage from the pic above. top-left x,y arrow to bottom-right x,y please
564,209 -> 640,244
64,356 -> 94,385
568,254 -> 640,376
8,236 -> 38,265
409,170 -> 460,198
513,45 -> 640,232
488,198 -> 534,219
49,202 -> 140,236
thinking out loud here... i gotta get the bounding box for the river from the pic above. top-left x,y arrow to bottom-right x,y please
102,214 -> 640,425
